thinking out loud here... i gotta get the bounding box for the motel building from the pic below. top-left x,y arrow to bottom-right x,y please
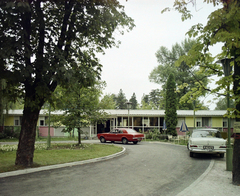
1,109 -> 235,138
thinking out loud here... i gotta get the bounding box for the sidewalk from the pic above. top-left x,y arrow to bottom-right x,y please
177,159 -> 240,196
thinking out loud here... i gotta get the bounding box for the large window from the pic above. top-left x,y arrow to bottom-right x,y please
202,117 -> 211,127
117,117 -> 122,126
134,117 -> 142,126
143,117 -> 149,126
150,117 -> 158,126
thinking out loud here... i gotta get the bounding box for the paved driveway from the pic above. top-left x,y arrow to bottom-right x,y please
0,141 -> 212,196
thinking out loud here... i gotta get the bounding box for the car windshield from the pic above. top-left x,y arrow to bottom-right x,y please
126,129 -> 137,133
192,130 -> 222,138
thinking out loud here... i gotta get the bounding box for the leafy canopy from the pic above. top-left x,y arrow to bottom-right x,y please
149,38 -> 208,110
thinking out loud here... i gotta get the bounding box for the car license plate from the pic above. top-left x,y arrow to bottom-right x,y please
203,146 -> 214,151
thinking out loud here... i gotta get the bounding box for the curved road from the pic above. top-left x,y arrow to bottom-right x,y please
0,142 -> 213,196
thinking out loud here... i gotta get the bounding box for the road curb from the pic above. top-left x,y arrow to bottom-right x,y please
0,146 -> 126,178
176,159 -> 215,196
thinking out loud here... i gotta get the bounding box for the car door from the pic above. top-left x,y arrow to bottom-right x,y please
107,129 -> 118,141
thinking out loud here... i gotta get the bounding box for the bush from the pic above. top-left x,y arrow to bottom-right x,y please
0,126 -> 21,139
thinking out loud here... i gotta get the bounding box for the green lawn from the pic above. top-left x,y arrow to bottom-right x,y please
0,143 -> 122,173
0,137 -> 78,142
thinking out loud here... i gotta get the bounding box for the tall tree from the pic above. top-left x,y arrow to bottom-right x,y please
215,97 -> 235,110
0,0 -> 134,167
99,94 -> 116,109
52,81 -> 107,145
115,89 -> 127,109
129,93 -> 138,109
149,89 -> 163,109
149,38 -> 208,109
166,0 -> 240,185
165,73 -> 178,136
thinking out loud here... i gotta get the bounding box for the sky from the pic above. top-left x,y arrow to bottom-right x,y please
97,0 -> 222,110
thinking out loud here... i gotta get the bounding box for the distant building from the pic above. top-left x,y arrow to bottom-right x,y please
2,109 -> 234,138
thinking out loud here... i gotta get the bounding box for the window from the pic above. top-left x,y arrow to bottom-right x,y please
40,120 -> 45,126
15,119 -> 19,126
177,118 -> 184,127
117,117 -> 122,126
196,118 -> 202,127
150,117 -> 158,126
223,118 -> 228,128
143,117 -> 149,126
134,117 -> 142,126
14,117 -> 21,126
123,117 -> 128,126
202,117 -> 211,127
39,117 -> 47,126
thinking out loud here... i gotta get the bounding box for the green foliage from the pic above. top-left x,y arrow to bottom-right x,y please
138,90 -> 163,109
215,97 -> 235,110
129,93 -> 138,109
99,94 -> 116,109
0,126 -> 21,139
168,0 -> 240,117
149,38 -> 208,110
0,143 -> 122,173
115,89 -> 128,109
51,81 -> 108,144
165,74 -> 178,136
148,129 -> 161,140
0,0 -> 134,166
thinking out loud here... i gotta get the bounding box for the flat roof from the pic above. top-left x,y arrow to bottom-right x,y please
104,109 -> 227,117
5,109 -> 227,117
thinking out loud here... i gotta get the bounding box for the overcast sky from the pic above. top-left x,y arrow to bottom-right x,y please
97,0 -> 222,110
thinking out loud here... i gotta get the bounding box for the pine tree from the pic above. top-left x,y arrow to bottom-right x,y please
165,73 -> 177,136
129,93 -> 138,109
116,89 -> 127,109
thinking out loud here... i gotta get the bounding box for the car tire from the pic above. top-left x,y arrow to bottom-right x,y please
100,137 -> 106,143
133,141 -> 138,144
190,152 -> 194,157
220,153 -> 224,158
122,138 -> 128,144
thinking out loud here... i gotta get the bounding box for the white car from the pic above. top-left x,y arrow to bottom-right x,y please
187,128 -> 226,158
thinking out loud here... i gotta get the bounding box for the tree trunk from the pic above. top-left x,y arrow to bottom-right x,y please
78,128 -> 81,145
233,53 -> 240,185
233,138 -> 240,185
15,107 -> 40,167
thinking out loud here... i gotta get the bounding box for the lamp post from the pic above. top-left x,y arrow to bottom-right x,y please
47,103 -> 51,148
217,58 -> 233,171
126,101 -> 132,128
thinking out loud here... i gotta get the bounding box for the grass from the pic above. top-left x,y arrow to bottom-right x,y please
0,137 -> 78,142
0,143 -> 122,173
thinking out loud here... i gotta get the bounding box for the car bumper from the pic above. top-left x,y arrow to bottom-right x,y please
189,148 -> 226,154
132,137 -> 144,141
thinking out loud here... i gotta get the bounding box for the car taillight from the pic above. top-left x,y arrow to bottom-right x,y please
219,146 -> 227,148
190,145 -> 198,147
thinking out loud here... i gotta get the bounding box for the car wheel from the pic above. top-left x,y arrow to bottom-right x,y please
220,153 -> 224,158
190,152 -> 194,157
122,138 -> 128,144
100,137 -> 106,143
133,141 -> 138,144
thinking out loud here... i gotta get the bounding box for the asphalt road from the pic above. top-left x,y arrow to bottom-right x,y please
0,142 -> 213,196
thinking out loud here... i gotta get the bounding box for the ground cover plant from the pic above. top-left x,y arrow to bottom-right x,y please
0,143 -> 122,173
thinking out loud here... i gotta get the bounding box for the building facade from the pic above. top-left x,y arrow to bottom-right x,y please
1,109 -> 234,138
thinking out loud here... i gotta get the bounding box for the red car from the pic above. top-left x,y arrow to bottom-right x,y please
97,128 -> 145,144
